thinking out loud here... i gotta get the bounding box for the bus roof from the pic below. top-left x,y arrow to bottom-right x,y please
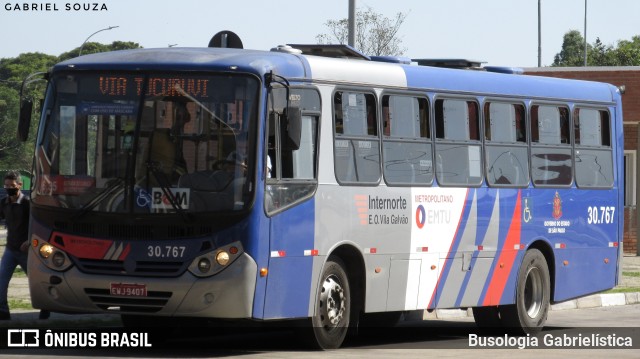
54,47 -> 310,79
55,47 -> 617,104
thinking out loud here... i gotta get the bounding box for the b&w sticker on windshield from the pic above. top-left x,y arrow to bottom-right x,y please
150,187 -> 190,211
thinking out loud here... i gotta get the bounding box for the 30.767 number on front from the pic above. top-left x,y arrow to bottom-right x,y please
147,245 -> 186,258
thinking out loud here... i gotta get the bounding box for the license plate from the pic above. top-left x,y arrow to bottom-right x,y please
110,283 -> 147,297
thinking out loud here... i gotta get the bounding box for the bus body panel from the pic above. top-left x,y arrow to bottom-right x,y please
263,197 -> 316,319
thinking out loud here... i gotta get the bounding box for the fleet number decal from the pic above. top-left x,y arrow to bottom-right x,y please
147,245 -> 186,258
587,206 -> 616,225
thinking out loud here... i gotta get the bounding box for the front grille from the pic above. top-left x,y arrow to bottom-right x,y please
76,258 -> 186,277
84,288 -> 172,313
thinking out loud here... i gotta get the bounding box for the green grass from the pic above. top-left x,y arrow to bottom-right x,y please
602,271 -> 640,293
8,299 -> 32,310
604,286 -> 640,294
13,267 -> 26,277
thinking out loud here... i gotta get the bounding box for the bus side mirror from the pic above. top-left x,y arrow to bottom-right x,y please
281,107 -> 301,150
17,100 -> 33,142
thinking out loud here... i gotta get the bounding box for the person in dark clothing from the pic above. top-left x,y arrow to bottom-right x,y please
0,171 -> 49,320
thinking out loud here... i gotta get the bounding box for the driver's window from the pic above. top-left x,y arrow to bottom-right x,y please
265,87 -> 320,214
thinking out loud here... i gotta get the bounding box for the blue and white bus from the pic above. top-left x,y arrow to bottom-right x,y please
20,36 -> 623,349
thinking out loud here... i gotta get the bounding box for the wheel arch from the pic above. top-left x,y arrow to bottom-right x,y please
327,244 -> 366,326
527,239 -> 556,304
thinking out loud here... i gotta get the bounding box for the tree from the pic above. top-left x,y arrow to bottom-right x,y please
553,31 -> 640,67
0,41 -> 141,170
552,30 -> 589,67
58,41 -> 141,61
316,6 -> 408,56
0,52 -> 58,170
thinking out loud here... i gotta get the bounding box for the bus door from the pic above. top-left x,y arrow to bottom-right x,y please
262,87 -> 321,319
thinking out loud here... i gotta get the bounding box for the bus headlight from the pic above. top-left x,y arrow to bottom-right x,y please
51,252 -> 66,268
216,251 -> 230,266
34,238 -> 73,272
39,244 -> 54,258
188,242 -> 243,278
198,258 -> 212,273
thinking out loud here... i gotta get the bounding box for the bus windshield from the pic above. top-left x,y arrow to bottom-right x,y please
33,72 -> 258,214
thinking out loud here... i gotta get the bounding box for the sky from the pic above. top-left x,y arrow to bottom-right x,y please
0,0 -> 639,67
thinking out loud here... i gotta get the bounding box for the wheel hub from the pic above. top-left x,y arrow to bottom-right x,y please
524,267 -> 543,318
320,275 -> 346,327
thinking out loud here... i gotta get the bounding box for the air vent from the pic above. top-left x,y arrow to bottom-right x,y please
412,58 -> 486,70
285,44 -> 370,60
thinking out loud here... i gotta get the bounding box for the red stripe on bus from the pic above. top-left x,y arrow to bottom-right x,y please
482,191 -> 522,306
51,232 -> 113,260
118,244 -> 131,261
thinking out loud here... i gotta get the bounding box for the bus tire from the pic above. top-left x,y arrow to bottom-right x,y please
309,257 -> 350,349
501,248 -> 550,335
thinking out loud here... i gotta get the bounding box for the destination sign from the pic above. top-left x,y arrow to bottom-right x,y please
91,76 -> 211,99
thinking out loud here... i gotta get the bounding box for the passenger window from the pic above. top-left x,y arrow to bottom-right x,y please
382,95 -> 432,185
333,91 -> 380,184
484,102 -> 529,187
485,102 -> 526,143
436,99 -> 479,141
531,105 -> 570,145
574,108 -> 613,188
434,98 -> 482,186
575,108 -> 610,147
530,104 -> 572,186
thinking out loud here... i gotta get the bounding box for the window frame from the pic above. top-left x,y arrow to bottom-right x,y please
433,95 -> 483,187
529,102 -> 574,188
332,87 -> 381,186
380,91 -> 433,187
483,99 -> 530,188
264,85 -> 321,216
573,106 -> 614,189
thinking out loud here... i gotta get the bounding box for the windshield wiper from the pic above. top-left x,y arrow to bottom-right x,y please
146,161 -> 192,223
71,177 -> 125,220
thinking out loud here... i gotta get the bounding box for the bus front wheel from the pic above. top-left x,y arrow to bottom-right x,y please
309,257 -> 351,349
501,248 -> 550,335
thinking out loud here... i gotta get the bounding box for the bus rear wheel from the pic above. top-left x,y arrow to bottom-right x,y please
501,248 -> 550,335
309,257 -> 350,349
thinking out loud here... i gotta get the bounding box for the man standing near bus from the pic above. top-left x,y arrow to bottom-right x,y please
0,171 -> 49,320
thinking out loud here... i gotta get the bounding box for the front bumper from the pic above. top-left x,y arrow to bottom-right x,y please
28,251 -> 257,318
